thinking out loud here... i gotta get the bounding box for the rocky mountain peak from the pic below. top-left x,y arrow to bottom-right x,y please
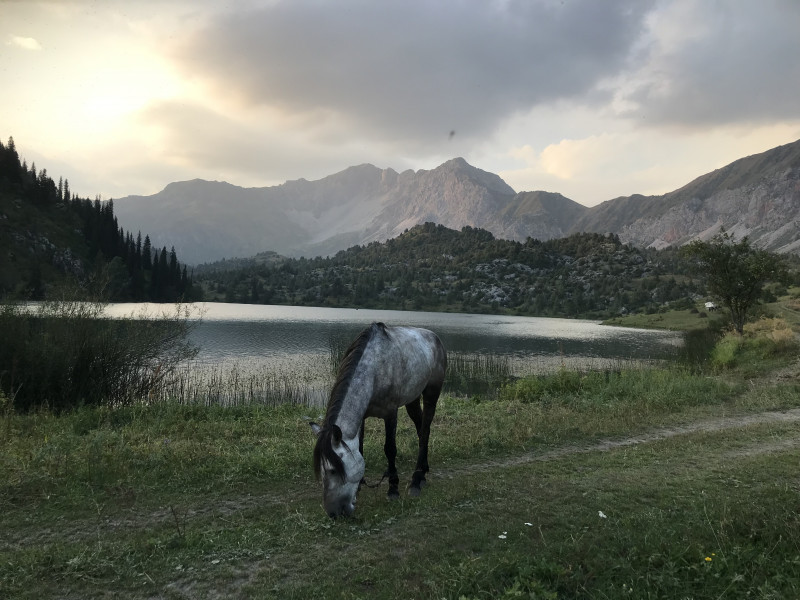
113,140 -> 800,264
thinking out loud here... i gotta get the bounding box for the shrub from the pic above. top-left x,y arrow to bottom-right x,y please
710,318 -> 798,371
0,299 -> 198,411
710,333 -> 743,369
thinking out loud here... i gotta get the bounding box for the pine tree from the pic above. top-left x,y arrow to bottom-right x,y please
135,232 -> 143,270
142,235 -> 153,270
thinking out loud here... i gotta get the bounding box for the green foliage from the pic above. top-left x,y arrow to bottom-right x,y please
0,137 -> 200,302
0,299 -> 198,411
498,367 -> 734,415
683,231 -> 786,334
710,318 -> 799,373
197,223 -> 698,319
710,333 -> 742,369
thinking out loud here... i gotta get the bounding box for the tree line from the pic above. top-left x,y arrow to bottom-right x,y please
0,137 -> 200,302
196,223 -> 701,319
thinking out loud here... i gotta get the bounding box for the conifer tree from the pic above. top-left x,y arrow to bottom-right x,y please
142,235 -> 153,270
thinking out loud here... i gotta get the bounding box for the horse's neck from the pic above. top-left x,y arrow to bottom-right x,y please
331,361 -> 376,440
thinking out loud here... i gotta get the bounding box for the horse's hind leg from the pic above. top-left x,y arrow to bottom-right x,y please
383,412 -> 400,499
409,386 -> 440,496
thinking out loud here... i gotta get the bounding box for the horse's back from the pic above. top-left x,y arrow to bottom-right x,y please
385,324 -> 446,383
363,324 -> 446,417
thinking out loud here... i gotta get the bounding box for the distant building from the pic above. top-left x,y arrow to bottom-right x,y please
704,301 -> 717,311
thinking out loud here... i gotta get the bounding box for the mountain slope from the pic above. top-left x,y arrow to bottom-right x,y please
114,139 -> 800,264
573,139 -> 800,253
114,158 -> 584,264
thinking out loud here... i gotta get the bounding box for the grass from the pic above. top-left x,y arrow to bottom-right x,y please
605,293 -> 800,332
2,324 -> 800,598
603,307 -> 724,331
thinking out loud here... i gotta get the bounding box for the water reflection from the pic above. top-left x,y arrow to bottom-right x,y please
104,302 -> 682,375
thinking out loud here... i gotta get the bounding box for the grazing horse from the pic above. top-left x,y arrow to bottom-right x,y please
310,322 -> 447,518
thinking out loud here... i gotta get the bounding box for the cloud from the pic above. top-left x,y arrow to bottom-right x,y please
500,122 -> 800,205
132,99 -> 399,186
616,0 -> 800,127
170,0 -> 655,151
7,35 -> 42,50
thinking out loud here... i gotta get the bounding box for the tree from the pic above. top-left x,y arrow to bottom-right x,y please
683,232 -> 785,335
142,235 -> 153,270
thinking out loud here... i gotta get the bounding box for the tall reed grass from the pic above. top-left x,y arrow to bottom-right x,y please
0,299 -> 197,411
444,352 -> 514,398
149,361 -> 329,407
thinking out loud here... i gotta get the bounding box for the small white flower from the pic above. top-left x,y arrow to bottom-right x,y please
598,511 -> 607,519
498,534 -> 507,539
211,559 -> 221,565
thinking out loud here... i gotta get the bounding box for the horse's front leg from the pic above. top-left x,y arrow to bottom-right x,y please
358,418 -> 366,489
383,411 -> 400,499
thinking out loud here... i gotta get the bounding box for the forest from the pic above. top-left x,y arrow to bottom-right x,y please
196,222 -> 711,319
0,137 -> 200,302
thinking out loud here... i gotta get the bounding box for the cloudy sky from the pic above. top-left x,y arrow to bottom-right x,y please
3,0 -> 800,206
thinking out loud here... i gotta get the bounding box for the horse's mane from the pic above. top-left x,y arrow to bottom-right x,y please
313,322 -> 387,480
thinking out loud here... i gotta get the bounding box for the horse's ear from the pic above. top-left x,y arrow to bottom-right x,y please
332,424 -> 342,444
310,422 -> 322,437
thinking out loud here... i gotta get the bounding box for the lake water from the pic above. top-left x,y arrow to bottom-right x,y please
103,302 -> 683,377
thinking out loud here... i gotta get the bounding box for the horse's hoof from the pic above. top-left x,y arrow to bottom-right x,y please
388,491 -> 400,501
408,486 -> 421,498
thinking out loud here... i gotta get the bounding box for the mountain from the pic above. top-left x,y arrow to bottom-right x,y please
114,158 -> 586,264
114,140 -> 800,265
573,139 -> 800,254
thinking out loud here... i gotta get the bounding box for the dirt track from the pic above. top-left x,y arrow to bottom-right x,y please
439,406 -> 800,479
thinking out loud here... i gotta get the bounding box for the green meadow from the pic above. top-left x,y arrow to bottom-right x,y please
2,309 -> 800,599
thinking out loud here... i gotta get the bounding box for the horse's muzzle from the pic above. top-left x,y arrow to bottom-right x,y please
326,500 -> 355,519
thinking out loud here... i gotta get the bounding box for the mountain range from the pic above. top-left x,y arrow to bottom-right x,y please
113,139 -> 800,264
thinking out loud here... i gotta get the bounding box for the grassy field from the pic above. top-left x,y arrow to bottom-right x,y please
604,291 -> 800,332
2,321 -> 800,598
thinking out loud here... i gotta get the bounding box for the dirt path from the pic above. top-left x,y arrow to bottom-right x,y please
437,407 -> 800,478
6,403 -> 800,553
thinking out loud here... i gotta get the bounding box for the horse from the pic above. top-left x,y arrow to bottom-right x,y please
310,322 -> 447,518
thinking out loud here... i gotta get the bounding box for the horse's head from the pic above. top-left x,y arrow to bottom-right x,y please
310,423 -> 365,518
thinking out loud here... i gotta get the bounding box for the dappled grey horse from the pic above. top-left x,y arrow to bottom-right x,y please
311,322 -> 447,518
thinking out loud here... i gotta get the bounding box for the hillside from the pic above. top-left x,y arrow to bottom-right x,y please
574,139 -> 800,253
195,223 -> 698,319
0,138 -> 199,302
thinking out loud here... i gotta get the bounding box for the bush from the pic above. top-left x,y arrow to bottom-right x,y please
677,327 -> 721,372
0,299 -> 198,411
710,334 -> 742,369
710,318 -> 798,371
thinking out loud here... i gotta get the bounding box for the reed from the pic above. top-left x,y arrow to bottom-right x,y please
148,361 -> 330,407
148,347 -> 518,407
444,352 -> 514,398
0,299 -> 197,411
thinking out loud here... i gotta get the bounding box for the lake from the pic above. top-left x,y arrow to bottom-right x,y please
104,302 -> 682,377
